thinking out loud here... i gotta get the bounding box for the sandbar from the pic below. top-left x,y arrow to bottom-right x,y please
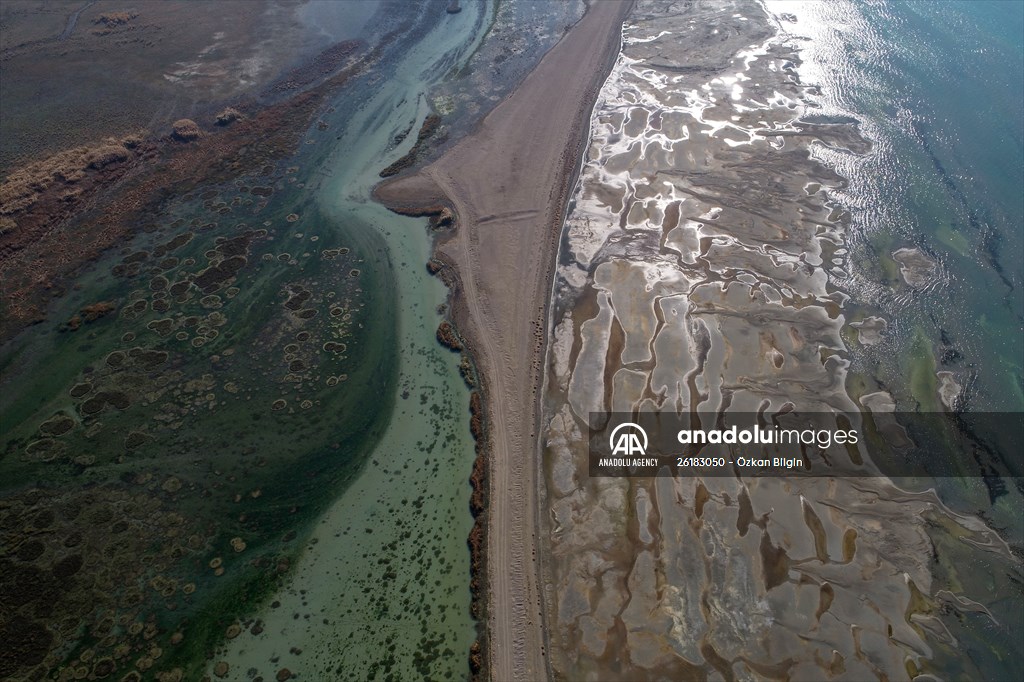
375,1 -> 632,679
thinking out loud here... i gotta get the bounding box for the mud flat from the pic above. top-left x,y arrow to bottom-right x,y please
376,2 -> 633,679
536,0 -> 1021,680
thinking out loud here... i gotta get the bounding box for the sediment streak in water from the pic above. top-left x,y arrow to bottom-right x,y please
538,0 -> 1012,679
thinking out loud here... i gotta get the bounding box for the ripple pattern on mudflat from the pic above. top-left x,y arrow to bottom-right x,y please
538,1 -> 1012,679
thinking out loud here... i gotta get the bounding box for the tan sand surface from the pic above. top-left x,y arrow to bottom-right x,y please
376,2 -> 631,679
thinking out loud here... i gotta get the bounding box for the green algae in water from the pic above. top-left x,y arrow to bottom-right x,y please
933,222 -> 971,259
0,170 -> 399,680
905,327 -> 939,412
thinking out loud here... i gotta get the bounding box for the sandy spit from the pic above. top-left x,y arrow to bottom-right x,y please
375,2 -> 633,680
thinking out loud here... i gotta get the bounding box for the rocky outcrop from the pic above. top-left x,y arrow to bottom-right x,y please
215,108 -> 244,126
171,119 -> 202,142
61,300 -> 117,332
435,320 -> 463,351
429,206 -> 454,230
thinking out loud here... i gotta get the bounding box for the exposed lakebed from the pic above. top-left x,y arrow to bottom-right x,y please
539,0 -> 1022,679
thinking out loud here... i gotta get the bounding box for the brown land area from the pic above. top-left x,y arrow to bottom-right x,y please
376,2 -> 631,680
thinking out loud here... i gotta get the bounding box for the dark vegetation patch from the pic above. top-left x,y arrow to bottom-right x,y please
379,113 -> 442,178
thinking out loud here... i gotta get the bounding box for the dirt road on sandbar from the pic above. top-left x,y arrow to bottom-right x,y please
375,2 -> 630,679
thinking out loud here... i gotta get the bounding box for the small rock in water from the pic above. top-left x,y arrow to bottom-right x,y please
850,315 -> 887,345
936,371 -> 962,410
892,247 -> 936,289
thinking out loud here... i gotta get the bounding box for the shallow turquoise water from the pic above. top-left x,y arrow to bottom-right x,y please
209,2 -> 494,679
